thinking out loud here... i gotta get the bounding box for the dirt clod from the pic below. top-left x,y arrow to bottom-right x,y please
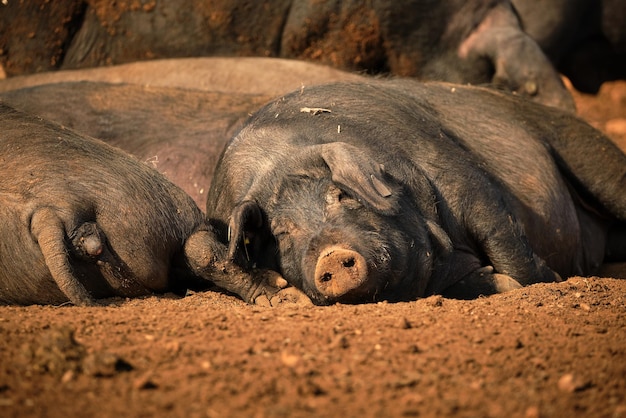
557,373 -> 591,393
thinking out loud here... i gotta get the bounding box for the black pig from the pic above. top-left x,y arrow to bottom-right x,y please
207,79 -> 626,304
512,0 -> 626,93
0,103 -> 306,306
0,1 -> 574,110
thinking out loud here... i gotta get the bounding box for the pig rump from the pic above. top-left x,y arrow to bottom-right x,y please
0,103 -> 208,305
0,102 -> 312,306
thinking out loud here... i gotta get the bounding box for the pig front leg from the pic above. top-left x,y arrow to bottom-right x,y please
464,201 -> 561,289
438,169 -> 562,292
185,230 -> 312,306
30,208 -> 97,306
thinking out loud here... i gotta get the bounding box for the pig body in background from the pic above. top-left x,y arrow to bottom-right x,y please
0,58 -> 364,207
0,57 -> 363,95
0,82 -> 268,208
512,0 -> 626,93
0,1 -> 573,110
0,103 -> 304,306
207,80 -> 626,304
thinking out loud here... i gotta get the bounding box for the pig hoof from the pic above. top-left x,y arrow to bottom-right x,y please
184,230 -> 218,271
81,235 -> 103,257
251,270 -> 311,306
253,287 -> 312,307
490,273 -> 523,292
70,297 -> 101,307
254,294 -> 272,307
72,222 -> 105,259
261,270 -> 289,289
314,246 -> 368,298
269,287 -> 313,307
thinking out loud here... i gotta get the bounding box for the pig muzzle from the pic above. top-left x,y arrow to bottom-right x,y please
314,246 -> 368,299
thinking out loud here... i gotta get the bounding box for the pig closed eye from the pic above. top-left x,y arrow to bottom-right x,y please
332,189 -> 362,210
274,229 -> 290,239
326,186 -> 358,206
271,219 -> 297,239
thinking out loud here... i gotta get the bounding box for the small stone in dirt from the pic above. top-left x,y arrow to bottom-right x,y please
22,326 -> 85,377
329,335 -> 350,349
281,351 -> 300,367
399,317 -> 413,329
82,352 -> 133,377
407,344 -> 422,354
61,370 -> 75,383
425,295 -> 444,307
133,374 -> 158,390
525,406 -> 540,418
469,379 -> 483,390
392,372 -> 421,389
558,373 -> 591,392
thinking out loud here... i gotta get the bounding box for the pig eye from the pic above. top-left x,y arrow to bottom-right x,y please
327,186 -> 362,210
326,186 -> 352,204
274,228 -> 290,238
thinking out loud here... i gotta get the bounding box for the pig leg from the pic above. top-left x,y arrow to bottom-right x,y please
465,203 -> 560,287
546,122 -> 626,222
30,208 -> 96,306
459,3 -> 575,111
95,250 -> 149,296
439,166 -> 561,288
185,230 -> 311,306
600,222 -> 626,277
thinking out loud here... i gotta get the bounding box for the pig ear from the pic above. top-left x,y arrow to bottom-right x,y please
316,142 -> 397,214
227,200 -> 264,262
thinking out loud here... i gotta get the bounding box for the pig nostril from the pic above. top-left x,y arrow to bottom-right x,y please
342,258 -> 355,268
320,272 -> 333,282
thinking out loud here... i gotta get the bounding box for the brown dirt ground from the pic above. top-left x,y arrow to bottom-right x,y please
1,80 -> 625,418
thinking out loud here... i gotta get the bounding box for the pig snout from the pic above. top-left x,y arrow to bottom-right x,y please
313,246 -> 368,299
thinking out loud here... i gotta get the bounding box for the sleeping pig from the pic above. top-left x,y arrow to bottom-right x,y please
206,79 -> 626,304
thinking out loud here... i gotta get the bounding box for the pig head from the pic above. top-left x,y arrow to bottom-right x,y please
215,142 -> 446,304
